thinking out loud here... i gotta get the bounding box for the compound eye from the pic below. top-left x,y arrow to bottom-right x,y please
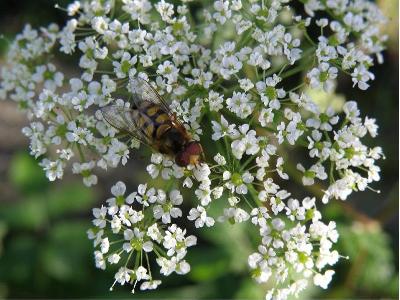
186,142 -> 203,155
175,152 -> 189,167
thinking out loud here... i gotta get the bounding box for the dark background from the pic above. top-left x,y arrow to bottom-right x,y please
0,0 -> 398,298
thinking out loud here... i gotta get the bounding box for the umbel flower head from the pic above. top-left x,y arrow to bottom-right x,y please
0,0 -> 386,298
88,181 -> 196,293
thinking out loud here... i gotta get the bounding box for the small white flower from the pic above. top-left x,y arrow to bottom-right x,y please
231,124 -> 260,159
307,63 -> 338,92
153,189 -> 183,224
195,186 -> 212,206
211,115 -> 237,141
206,90 -> 225,112
140,279 -> 162,291
364,117 -> 378,137
146,154 -> 174,179
276,157 -> 289,180
214,153 -> 227,165
223,171 -> 254,195
219,207 -> 250,224
100,238 -> 110,254
351,65 -> 374,90
226,91 -> 255,119
114,267 -> 131,286
132,184 -> 158,207
313,270 -> 335,289
213,1 -> 232,24
188,206 -> 215,228
108,253 -> 121,264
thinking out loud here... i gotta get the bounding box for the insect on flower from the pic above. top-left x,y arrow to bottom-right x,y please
101,77 -> 203,167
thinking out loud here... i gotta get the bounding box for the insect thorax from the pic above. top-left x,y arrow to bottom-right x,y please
160,127 -> 187,155
137,103 -> 187,155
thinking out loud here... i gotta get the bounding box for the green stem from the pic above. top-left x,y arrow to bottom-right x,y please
76,143 -> 86,162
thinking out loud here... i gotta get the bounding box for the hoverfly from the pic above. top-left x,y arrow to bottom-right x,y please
101,77 -> 203,167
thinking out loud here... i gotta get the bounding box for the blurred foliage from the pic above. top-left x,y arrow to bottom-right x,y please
0,0 -> 398,299
339,223 -> 398,296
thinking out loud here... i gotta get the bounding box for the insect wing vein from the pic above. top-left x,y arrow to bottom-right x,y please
101,105 -> 153,148
130,77 -> 189,133
130,77 -> 172,116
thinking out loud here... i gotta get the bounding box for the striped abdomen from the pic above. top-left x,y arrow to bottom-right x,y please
136,102 -> 170,138
136,102 -> 186,155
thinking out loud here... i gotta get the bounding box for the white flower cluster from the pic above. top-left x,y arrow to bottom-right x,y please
248,197 -> 340,297
0,0 -> 387,299
88,181 -> 196,293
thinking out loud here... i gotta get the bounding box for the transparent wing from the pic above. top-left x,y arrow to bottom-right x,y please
130,77 -> 172,115
100,105 -> 153,148
130,77 -> 187,131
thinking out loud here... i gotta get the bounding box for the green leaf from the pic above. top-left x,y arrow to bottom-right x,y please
133,282 -> 218,299
338,222 -> 396,295
233,278 -> 265,299
187,247 -> 230,282
195,196 -> 255,273
40,221 -> 92,281
0,235 -> 38,283
0,195 -> 47,230
46,183 -> 95,217
8,152 -> 47,194
0,222 -> 7,256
